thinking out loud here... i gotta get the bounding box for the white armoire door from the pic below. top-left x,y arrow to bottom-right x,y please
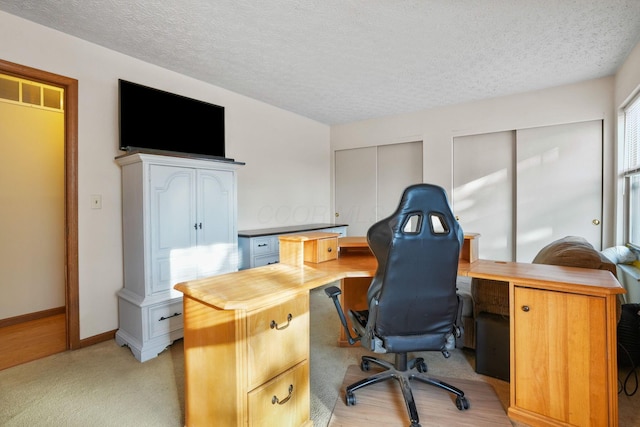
453,131 -> 515,261
196,168 -> 236,277
516,120 -> 603,261
335,142 -> 423,237
150,164 -> 198,294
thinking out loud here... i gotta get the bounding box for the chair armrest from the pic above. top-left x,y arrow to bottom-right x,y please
324,285 -> 342,298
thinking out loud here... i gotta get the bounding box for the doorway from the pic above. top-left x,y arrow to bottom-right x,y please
0,59 -> 78,369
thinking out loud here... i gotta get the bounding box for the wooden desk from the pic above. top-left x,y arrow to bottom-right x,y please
175,234 -> 623,427
466,259 -> 623,426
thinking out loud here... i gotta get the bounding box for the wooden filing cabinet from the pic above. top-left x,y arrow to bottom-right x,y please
182,291 -> 311,427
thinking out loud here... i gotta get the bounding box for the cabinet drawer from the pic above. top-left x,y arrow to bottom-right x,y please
253,237 -> 277,255
148,301 -> 183,339
254,254 -> 280,267
248,360 -> 310,427
247,293 -> 309,389
304,237 -> 338,263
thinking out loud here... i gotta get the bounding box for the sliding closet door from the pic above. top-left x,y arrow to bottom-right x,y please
377,142 -> 423,219
335,142 -> 423,237
335,147 -> 377,237
516,120 -> 603,262
453,131 -> 515,261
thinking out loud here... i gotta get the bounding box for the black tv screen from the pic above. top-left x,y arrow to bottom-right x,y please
119,79 -> 228,160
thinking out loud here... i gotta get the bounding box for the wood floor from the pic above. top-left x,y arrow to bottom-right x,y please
0,313 -> 66,370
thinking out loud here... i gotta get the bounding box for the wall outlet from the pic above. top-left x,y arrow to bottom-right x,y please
91,194 -> 102,209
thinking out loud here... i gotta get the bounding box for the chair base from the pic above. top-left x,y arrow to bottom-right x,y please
346,353 -> 469,427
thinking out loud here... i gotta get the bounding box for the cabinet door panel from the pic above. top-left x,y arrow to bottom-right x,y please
197,169 -> 236,277
150,165 -> 197,293
513,286 -> 608,426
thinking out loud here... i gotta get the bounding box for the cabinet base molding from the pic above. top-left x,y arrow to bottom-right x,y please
115,290 -> 184,362
507,407 -> 568,427
114,327 -> 183,363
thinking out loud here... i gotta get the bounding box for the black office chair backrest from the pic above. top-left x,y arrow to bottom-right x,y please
366,183 -> 463,353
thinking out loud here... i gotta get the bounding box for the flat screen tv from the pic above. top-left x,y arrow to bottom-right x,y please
119,79 -> 230,160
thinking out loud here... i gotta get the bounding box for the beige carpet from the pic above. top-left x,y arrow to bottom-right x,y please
0,339 -> 184,426
329,365 -> 511,426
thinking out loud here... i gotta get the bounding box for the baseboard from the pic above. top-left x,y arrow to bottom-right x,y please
79,329 -> 117,348
0,306 -> 65,328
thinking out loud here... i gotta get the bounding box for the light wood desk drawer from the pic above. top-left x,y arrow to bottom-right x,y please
247,293 -> 309,389
248,360 -> 310,427
304,236 -> 338,263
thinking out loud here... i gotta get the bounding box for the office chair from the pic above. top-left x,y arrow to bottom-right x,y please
325,183 -> 469,427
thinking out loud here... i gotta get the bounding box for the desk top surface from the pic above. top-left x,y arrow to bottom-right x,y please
175,250 -> 623,311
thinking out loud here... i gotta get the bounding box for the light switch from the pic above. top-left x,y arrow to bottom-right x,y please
91,194 -> 102,209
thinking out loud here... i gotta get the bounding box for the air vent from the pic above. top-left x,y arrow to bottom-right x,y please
0,74 -> 63,111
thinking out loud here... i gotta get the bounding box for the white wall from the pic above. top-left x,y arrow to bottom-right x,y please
0,11 -> 331,338
331,77 -> 616,246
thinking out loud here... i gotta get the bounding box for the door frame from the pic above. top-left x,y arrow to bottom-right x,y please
0,59 -> 79,349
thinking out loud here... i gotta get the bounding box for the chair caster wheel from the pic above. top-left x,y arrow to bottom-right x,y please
415,357 -> 427,373
345,392 -> 356,406
360,359 -> 370,371
456,396 -> 470,410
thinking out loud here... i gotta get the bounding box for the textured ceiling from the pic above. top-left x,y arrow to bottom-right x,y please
1,1 -> 640,125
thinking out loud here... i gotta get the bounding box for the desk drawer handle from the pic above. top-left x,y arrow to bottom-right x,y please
159,312 -> 182,321
258,243 -> 268,247
521,305 -> 530,312
327,247 -> 332,253
270,313 -> 293,330
272,384 -> 294,405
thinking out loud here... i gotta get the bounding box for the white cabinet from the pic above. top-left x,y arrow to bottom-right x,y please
115,153 -> 242,361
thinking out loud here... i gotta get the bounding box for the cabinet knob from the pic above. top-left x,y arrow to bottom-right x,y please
592,219 -> 601,225
521,305 -> 530,312
328,247 -> 332,253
